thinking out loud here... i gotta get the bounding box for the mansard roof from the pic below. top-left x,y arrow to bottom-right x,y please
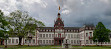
64,27 -> 80,30
37,27 -> 54,30
37,27 -> 80,30
84,24 -> 95,27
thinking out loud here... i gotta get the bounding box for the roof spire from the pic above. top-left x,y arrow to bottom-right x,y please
57,0 -> 61,18
58,6 -> 61,18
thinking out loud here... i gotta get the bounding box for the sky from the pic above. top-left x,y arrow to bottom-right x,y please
0,0 -> 111,29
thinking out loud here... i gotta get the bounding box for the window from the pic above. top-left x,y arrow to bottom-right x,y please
71,34 -> 73,38
86,40 -> 88,44
39,40 -> 42,44
58,34 -> 61,38
43,34 -> 45,38
39,34 -> 42,38
29,39 -> 31,43
49,34 -> 51,38
74,40 -> 76,44
46,34 -> 48,37
52,40 -> 54,43
16,39 -> 18,43
90,27 -> 92,30
74,30 -> 75,32
8,39 -> 11,43
77,40 -> 80,44
46,40 -> 48,44
68,30 -> 70,32
52,34 -> 54,38
86,27 -> 88,29
77,34 -> 79,38
56,34 -> 57,37
75,30 -> 77,32
49,40 -> 51,44
71,40 -> 73,44
68,34 -> 70,38
71,30 -> 73,32
62,34 -> 64,37
75,34 -> 77,38
49,30 -> 51,32
86,33 -> 88,37
90,32 -> 92,37
43,30 -> 45,31
12,39 -> 14,43
47,30 -> 48,32
33,39 -> 35,43
43,40 -> 45,44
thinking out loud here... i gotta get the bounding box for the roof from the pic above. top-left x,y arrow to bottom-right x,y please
64,27 -> 80,30
37,27 -> 54,30
84,24 -> 95,27
37,27 -> 80,30
54,13 -> 64,26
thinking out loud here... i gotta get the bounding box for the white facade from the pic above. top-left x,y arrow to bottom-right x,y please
4,28 -> 111,46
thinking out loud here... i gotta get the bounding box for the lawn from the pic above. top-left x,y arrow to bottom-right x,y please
0,45 -> 111,49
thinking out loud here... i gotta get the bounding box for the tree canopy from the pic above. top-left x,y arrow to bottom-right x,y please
8,10 -> 45,45
93,22 -> 110,46
0,10 -> 9,39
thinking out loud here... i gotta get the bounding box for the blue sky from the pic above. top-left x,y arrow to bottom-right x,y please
0,0 -> 111,29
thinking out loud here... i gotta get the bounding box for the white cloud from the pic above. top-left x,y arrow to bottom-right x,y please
62,10 -> 70,14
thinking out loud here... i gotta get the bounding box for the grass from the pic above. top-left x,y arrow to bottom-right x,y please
0,45 -> 111,49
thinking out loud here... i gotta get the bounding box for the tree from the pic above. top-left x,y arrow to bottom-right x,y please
0,10 -> 9,45
93,22 -> 110,46
9,10 -> 44,45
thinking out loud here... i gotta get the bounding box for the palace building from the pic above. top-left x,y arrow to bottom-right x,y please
2,6 -> 111,46
3,12 -> 111,46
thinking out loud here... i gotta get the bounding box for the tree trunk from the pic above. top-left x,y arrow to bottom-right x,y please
18,37 -> 22,45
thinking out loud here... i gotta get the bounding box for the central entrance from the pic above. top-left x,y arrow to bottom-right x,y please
54,37 -> 64,45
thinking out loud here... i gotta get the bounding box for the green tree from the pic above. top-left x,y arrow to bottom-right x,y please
93,22 -> 110,46
9,10 -> 44,45
0,10 -> 9,45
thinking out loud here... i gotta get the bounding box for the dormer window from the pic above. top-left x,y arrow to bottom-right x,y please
89,27 -> 92,30
47,30 -> 48,32
86,27 -> 88,29
74,30 -> 75,32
